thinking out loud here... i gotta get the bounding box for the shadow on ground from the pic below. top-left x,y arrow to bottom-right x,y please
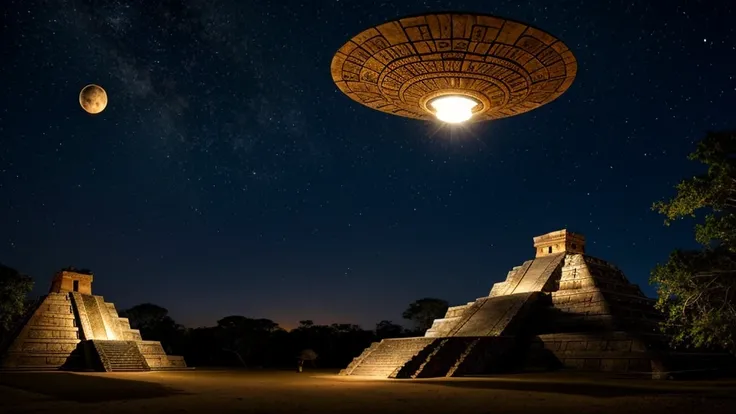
401,376 -> 736,399
0,373 -> 188,403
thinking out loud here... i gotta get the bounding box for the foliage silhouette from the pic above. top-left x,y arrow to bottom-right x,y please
652,130 -> 736,353
119,303 -> 186,354
402,298 -> 449,332
0,264 -> 34,333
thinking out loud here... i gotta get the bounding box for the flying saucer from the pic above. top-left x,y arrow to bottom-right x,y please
331,13 -> 577,124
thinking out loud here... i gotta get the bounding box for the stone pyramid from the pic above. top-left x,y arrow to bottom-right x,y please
341,230 -> 731,379
0,269 -> 186,371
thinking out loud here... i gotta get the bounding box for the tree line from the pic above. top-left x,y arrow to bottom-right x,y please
116,298 -> 449,368
2,131 -> 736,359
0,271 -> 449,368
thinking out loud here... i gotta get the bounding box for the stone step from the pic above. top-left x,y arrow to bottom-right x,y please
341,338 -> 434,377
33,312 -> 76,319
41,299 -> 72,306
359,355 -> 422,363
91,340 -> 151,372
3,351 -> 79,358
44,294 -> 71,301
110,369 -> 148,372
365,350 -> 425,356
16,338 -> 80,345
46,292 -> 70,297
26,328 -> 80,340
28,326 -> 79,332
350,366 -> 399,376
39,304 -> 74,313
34,318 -> 77,328
354,359 -> 419,366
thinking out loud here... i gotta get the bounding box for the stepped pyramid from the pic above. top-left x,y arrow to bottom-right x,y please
341,230 -> 732,379
0,269 -> 187,371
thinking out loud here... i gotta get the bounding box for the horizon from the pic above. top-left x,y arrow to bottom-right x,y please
2,0 -> 731,334
16,226 -> 693,331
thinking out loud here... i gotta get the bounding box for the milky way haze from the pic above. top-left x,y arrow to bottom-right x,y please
1,0 -> 734,329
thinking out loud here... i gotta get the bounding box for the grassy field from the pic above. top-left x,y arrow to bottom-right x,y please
1,369 -> 736,413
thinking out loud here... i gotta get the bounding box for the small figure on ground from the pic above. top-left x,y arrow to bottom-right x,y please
297,348 -> 318,373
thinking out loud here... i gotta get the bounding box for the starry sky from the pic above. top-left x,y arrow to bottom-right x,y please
1,0 -> 734,330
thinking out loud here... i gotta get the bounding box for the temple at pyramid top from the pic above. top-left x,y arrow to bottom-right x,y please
533,229 -> 586,257
49,269 -> 94,295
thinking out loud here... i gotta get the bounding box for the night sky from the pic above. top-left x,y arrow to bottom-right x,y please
1,0 -> 734,330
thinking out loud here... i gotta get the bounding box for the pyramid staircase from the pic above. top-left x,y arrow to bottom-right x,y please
339,336 -> 521,379
340,337 -> 437,378
90,340 -> 150,372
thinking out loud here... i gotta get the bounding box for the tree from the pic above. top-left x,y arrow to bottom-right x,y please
651,248 -> 736,351
375,320 -> 404,339
0,264 -> 34,332
119,303 -> 184,353
402,298 -> 448,333
120,303 -> 172,331
652,130 -> 736,353
289,321 -> 374,368
215,315 -> 282,367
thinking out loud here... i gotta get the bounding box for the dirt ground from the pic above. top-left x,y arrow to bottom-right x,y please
1,369 -> 736,414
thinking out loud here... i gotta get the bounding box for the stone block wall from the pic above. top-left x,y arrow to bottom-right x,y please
1,292 -> 82,370
450,336 -> 519,376
545,254 -> 662,335
101,301 -> 124,339
117,318 -> 144,341
136,340 -> 185,369
531,332 -> 655,374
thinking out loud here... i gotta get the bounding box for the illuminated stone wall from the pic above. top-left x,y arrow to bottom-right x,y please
344,230 -> 732,378
0,292 -> 82,369
2,271 -> 187,371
